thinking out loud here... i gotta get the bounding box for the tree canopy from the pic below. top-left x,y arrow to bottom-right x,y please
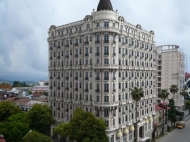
13,81 -> 28,87
131,87 -> 144,102
23,131 -> 52,142
54,108 -> 108,142
168,99 -> 183,126
24,104 -> 54,134
158,89 -> 169,101
0,101 -> 21,122
169,85 -> 178,98
0,113 -> 30,142
180,89 -> 188,99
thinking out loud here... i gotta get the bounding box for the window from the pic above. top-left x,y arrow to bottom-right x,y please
104,96 -> 109,102
104,108 -> 109,117
97,22 -> 99,27
104,59 -> 109,64
104,21 -> 109,27
86,24 -> 90,29
104,46 -> 109,55
104,34 -> 109,42
113,23 -> 115,28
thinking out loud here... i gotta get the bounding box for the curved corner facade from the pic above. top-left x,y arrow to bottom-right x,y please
48,9 -> 156,142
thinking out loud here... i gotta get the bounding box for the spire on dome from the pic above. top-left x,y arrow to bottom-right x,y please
97,0 -> 113,11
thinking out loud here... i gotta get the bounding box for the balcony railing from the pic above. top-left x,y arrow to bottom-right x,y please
113,77 -> 116,80
104,52 -> 109,56
75,77 -> 78,80
85,53 -> 89,57
49,47 -> 53,50
50,57 -> 53,60
57,56 -> 60,59
75,88 -> 78,91
85,89 -> 89,92
66,88 -> 69,90
112,53 -> 116,56
104,90 -> 109,93
95,40 -> 100,44
96,89 -> 100,93
96,53 -> 100,56
104,40 -> 109,43
66,77 -> 69,80
104,77 -> 109,80
66,55 -> 69,58
96,77 -> 100,80
75,54 -> 78,58
85,41 -> 89,45
57,77 -> 60,79
85,77 -> 89,80
113,89 -> 116,92
74,43 -> 78,46
65,44 -> 69,47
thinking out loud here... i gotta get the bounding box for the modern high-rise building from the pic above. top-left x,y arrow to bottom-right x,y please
48,0 -> 156,141
156,45 -> 185,108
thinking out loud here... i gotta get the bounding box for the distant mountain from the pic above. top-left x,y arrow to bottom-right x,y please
0,79 -> 37,85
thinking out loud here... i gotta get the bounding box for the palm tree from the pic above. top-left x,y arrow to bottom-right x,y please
169,85 -> 178,99
158,89 -> 169,134
180,89 -> 188,100
131,87 -> 144,142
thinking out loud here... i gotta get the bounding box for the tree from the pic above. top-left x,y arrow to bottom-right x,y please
28,90 -> 32,95
158,89 -> 169,134
185,100 -> 190,113
180,89 -> 188,100
0,101 -> 21,122
0,114 -> 30,142
54,108 -> 108,142
170,85 -> 178,99
23,131 -> 52,142
131,87 -> 144,142
168,99 -> 183,127
24,104 -> 54,135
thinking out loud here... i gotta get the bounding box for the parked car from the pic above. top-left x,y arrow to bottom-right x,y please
176,121 -> 185,129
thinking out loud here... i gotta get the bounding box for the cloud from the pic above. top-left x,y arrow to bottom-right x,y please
0,0 -> 190,81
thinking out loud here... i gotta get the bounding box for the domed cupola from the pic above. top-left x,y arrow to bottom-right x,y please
97,0 -> 113,11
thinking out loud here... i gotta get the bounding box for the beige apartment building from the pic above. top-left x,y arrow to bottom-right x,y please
48,0 -> 157,141
156,45 -> 185,108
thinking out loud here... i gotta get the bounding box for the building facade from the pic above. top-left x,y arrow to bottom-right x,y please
156,45 -> 185,108
48,0 -> 156,141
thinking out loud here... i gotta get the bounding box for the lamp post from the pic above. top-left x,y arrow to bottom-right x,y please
22,130 -> 32,142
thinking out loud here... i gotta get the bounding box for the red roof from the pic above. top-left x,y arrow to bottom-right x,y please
0,135 -> 6,142
0,84 -> 12,90
155,105 -> 163,111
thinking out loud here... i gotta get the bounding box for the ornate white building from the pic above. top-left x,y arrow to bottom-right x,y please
48,0 -> 156,141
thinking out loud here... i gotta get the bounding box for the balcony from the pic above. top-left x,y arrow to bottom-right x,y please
96,53 -> 100,56
57,87 -> 60,90
85,53 -> 89,57
113,89 -> 116,92
65,44 -> 69,47
66,88 -> 69,91
85,41 -> 89,45
112,41 -> 116,44
104,77 -> 109,80
85,77 -> 89,80
122,89 -> 125,92
122,54 -> 125,57
66,77 -> 69,80
49,47 -> 53,50
75,88 -> 78,91
85,89 -> 89,92
57,56 -> 60,59
104,52 -> 109,56
50,86 -> 53,89
96,77 -> 100,80
122,77 -> 125,80
50,77 -> 53,79
75,77 -> 78,80
57,46 -> 61,49
112,53 -> 116,56
93,101 -> 119,107
66,55 -> 69,58
104,90 -> 109,93
113,77 -> 116,80
96,89 -> 100,93
95,40 -> 100,44
57,77 -> 60,79
104,40 -> 109,43
74,43 -> 78,46
75,54 -> 78,58
50,57 -> 53,60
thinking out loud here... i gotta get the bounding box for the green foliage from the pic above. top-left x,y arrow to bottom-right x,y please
158,89 -> 169,101
23,131 -> 52,142
180,89 -> 188,98
28,90 -> 32,95
54,108 -> 108,142
43,92 -> 48,96
0,114 -> 30,142
185,100 -> 190,110
168,99 -> 183,125
0,101 -> 21,122
25,104 -> 54,134
169,85 -> 178,98
13,81 -> 28,87
131,87 -> 144,102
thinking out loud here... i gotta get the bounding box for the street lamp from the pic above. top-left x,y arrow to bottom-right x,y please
22,130 -> 32,142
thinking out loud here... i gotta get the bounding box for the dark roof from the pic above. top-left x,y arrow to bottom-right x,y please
97,0 -> 113,11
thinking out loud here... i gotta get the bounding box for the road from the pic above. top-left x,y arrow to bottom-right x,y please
159,120 -> 190,142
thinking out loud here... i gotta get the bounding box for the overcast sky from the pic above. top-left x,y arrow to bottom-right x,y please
0,0 -> 190,81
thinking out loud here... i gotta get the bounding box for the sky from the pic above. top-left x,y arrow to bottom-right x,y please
0,0 -> 190,81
